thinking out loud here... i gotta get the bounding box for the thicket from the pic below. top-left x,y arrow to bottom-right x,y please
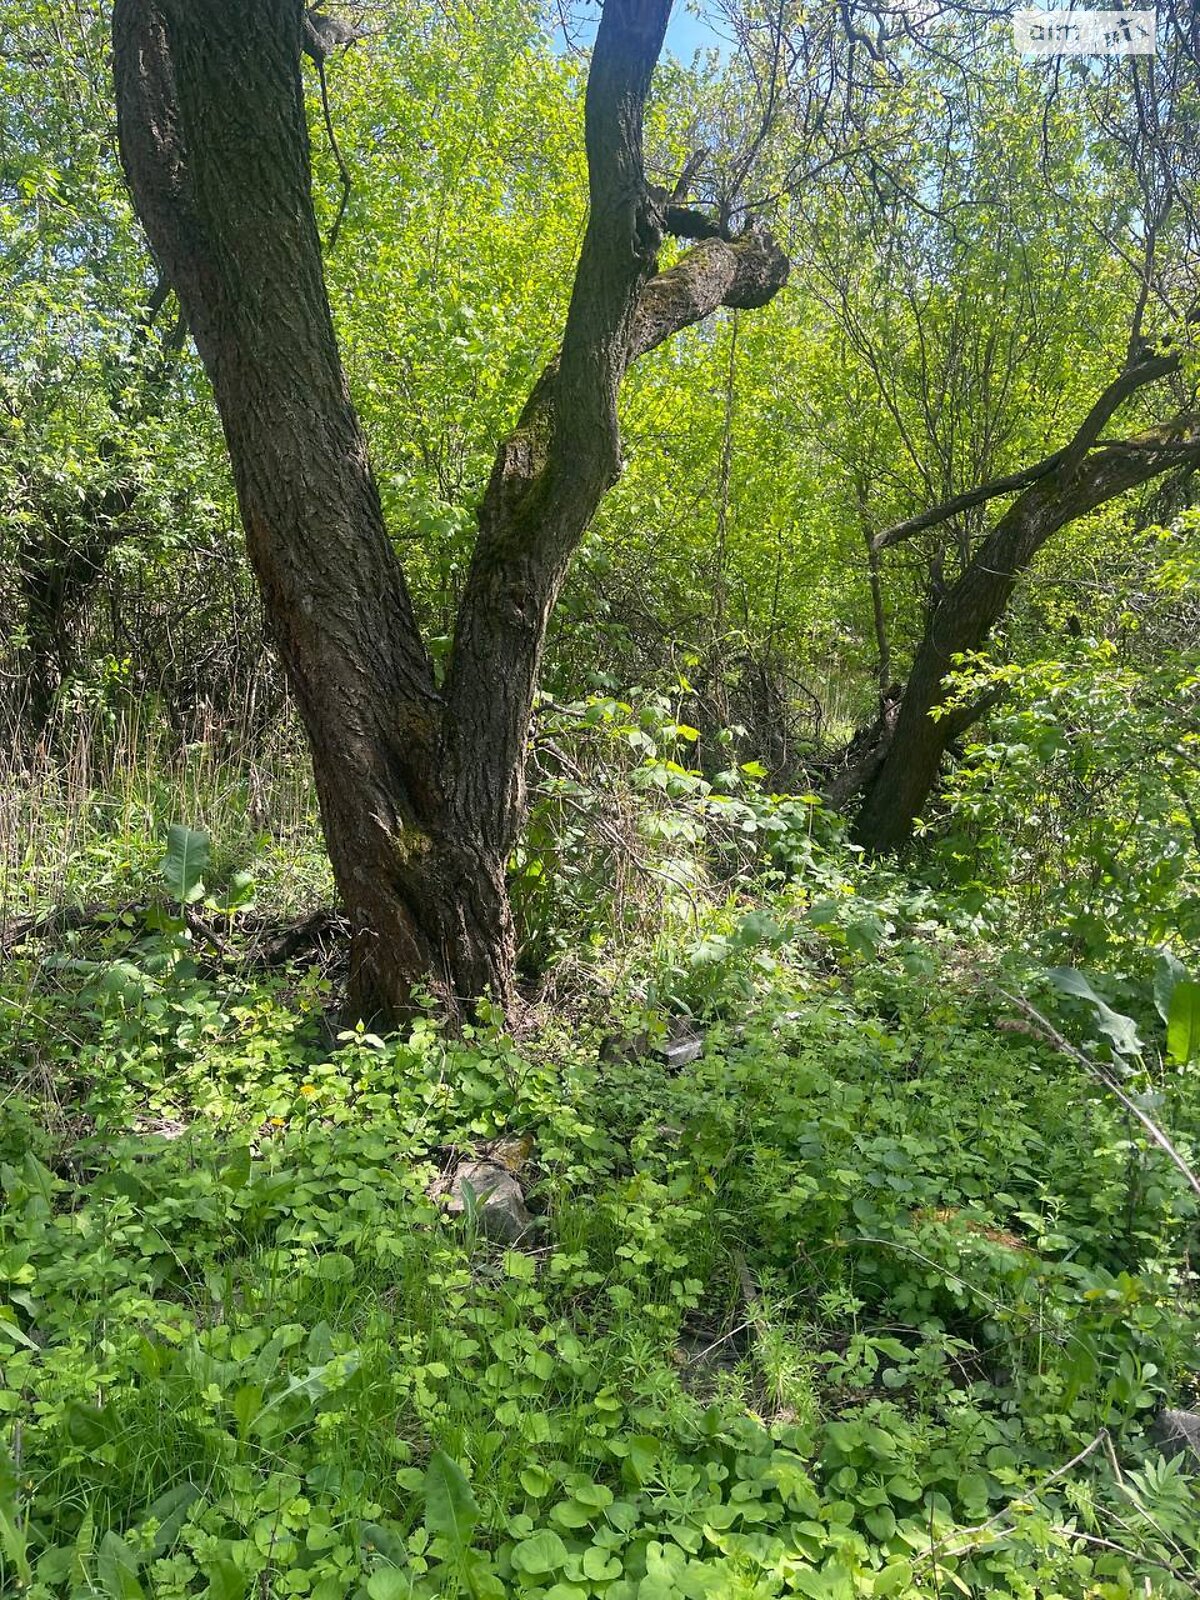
2,2 -> 1199,1597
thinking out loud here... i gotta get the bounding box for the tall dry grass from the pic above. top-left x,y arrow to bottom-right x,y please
0,695 -> 331,940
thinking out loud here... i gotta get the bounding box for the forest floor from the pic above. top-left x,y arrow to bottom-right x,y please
2,726 -> 1199,1600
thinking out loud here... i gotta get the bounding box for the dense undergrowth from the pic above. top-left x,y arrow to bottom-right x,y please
2,696 -> 1199,1600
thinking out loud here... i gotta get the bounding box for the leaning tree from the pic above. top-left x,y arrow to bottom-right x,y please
111,0 -> 788,1022
852,361 -> 1200,851
831,2 -> 1200,849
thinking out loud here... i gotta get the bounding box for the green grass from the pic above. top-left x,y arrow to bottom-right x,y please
1,704 -> 329,935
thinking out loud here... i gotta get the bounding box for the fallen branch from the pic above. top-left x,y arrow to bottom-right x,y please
1,901 -> 141,955
183,908 -> 228,959
253,907 -> 348,966
2,898 -> 347,970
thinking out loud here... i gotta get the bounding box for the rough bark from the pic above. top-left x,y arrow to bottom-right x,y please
444,225 -> 788,879
112,0 -> 788,1023
853,406 -> 1200,852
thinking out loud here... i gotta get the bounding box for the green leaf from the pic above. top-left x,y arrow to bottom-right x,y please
865,1506 -> 896,1540
1167,980 -> 1200,1065
213,869 -> 256,914
1046,967 -> 1142,1058
205,1558 -> 247,1600
510,1528 -> 569,1575
97,1532 -> 146,1600
519,1465 -> 553,1497
66,1400 -> 113,1448
549,1497 -> 592,1528
626,1435 -> 660,1483
21,1151 -> 54,1207
145,1482 -> 202,1556
789,1570 -> 831,1600
220,1146 -> 252,1191
461,1551 -> 507,1600
232,1383 -> 263,1437
161,823 -> 210,905
733,910 -> 783,947
0,1315 -> 36,1349
582,1545 -> 622,1581
361,1523 -> 408,1564
874,1560 -> 914,1596
1153,949 -> 1190,1023
885,1475 -> 923,1502
366,1570 -> 411,1600
255,1354 -> 359,1427
424,1449 -> 479,1568
316,1251 -> 355,1282
0,1441 -> 31,1586
71,1508 -> 96,1586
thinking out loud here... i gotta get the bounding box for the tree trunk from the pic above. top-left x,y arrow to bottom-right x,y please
112,0 -> 787,1024
854,407 -> 1200,852
113,0 -> 491,1020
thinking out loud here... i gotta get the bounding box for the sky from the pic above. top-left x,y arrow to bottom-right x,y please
663,3 -> 729,58
552,2 -> 729,62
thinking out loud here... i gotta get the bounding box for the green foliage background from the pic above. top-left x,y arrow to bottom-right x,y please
2,2 -> 1200,1596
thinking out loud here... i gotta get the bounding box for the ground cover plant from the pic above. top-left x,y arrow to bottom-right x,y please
4,0 -> 1200,1595
2,706 -> 1199,1597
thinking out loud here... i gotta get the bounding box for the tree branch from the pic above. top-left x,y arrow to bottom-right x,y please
871,450 -> 1070,553
852,407 -> 1200,847
871,350 -> 1182,554
663,204 -> 729,240
442,5 -> 788,859
548,0 -> 674,500
631,225 -> 789,356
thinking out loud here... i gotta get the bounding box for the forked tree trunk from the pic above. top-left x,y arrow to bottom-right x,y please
112,0 -> 787,1023
854,402 -> 1200,852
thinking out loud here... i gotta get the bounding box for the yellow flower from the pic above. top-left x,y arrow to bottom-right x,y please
269,1116 -> 286,1127
299,1084 -> 318,1098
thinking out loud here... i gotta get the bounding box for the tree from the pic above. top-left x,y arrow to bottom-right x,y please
13,280 -> 186,733
0,2 -> 203,737
111,0 -> 788,1023
852,357 -> 1200,851
832,9 -> 1200,849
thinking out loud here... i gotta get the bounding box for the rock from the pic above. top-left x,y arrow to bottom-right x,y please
599,1030 -> 651,1065
480,1134 -> 533,1174
1152,1408 -> 1200,1467
439,1158 -> 533,1245
660,1022 -> 704,1071
598,1022 -> 705,1073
